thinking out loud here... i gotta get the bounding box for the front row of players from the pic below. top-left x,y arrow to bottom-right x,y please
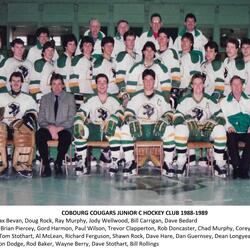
1,70 -> 249,179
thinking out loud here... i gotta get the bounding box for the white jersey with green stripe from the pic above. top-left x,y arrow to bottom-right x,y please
0,91 -> 38,126
79,95 -> 122,125
0,57 -> 33,93
125,91 -> 171,125
201,59 -> 225,95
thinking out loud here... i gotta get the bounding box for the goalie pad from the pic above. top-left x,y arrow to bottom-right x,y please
0,122 -> 7,174
12,121 -> 35,172
22,112 -> 37,131
153,117 -> 171,137
74,119 -> 85,139
104,114 -> 118,136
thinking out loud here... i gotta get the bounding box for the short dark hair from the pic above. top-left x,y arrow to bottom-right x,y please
50,73 -> 64,85
151,13 -> 162,22
101,36 -> 114,47
191,73 -> 205,85
95,73 -> 109,84
62,34 -> 77,49
226,38 -> 239,49
142,69 -> 156,80
230,75 -> 243,85
42,41 -> 55,53
205,41 -> 219,54
10,38 -> 24,47
185,13 -> 197,22
117,19 -> 128,26
9,71 -> 24,83
123,30 -> 136,41
36,27 -> 50,37
158,27 -> 169,37
80,36 -> 94,49
241,38 -> 250,47
142,41 -> 156,53
181,32 -> 194,51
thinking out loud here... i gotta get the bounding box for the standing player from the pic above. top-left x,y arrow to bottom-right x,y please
121,69 -> 174,176
0,72 -> 38,177
241,38 -> 250,95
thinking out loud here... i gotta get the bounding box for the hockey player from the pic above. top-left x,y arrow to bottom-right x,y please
55,34 -> 77,91
241,38 -> 250,95
115,30 -> 141,96
0,38 -> 32,93
126,41 -> 171,101
139,13 -> 173,52
76,18 -> 105,58
174,13 -> 207,58
92,36 -> 118,94
29,41 -> 55,102
0,72 -> 38,177
174,73 -> 227,178
73,73 -> 123,175
120,69 -> 174,176
223,38 -> 246,95
69,36 -> 94,109
220,76 -> 250,179
26,27 -> 58,63
156,28 -> 181,107
201,41 -> 225,102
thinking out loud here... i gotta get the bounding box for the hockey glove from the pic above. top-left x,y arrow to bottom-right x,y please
74,122 -> 85,139
186,118 -> 199,132
126,116 -> 142,138
104,114 -> 118,137
22,113 -> 37,131
202,119 -> 217,137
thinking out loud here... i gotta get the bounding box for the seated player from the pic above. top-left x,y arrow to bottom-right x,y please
0,72 -> 38,178
174,73 -> 227,178
73,73 -> 123,176
220,76 -> 250,179
120,69 -> 175,176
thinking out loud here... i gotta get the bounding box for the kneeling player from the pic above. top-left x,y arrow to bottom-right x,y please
0,72 -> 37,177
74,73 -> 123,175
121,69 -> 175,176
174,73 -> 227,177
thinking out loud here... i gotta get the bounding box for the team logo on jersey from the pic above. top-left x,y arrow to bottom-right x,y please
97,108 -> 108,121
191,107 -> 203,121
17,65 -> 29,79
143,104 -> 155,118
8,102 -> 20,116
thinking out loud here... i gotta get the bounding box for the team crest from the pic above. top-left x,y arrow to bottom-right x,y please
17,65 -> 29,79
143,104 -> 155,118
190,105 -> 209,123
97,107 -> 109,121
8,102 -> 20,116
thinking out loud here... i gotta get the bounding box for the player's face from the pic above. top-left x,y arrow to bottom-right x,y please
185,18 -> 196,32
82,42 -> 93,56
143,47 -> 155,61
158,32 -> 169,48
226,42 -> 238,59
231,78 -> 243,97
181,37 -> 192,52
90,20 -> 101,39
51,79 -> 64,95
12,43 -> 25,59
38,32 -> 49,45
10,76 -> 22,92
103,42 -> 114,56
192,78 -> 204,96
43,47 -> 54,61
117,22 -> 129,36
124,35 -> 135,51
66,41 -> 76,56
143,75 -> 155,92
97,77 -> 108,94
241,44 -> 250,58
151,16 -> 162,33
205,47 -> 217,62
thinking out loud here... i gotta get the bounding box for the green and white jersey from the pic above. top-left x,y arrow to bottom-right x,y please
92,55 -> 118,94
223,57 -> 246,95
139,29 -> 174,52
115,51 -> 141,90
201,59 -> 225,96
77,95 -> 123,125
29,58 -> 55,101
26,41 -> 58,64
69,54 -> 93,94
125,91 -> 171,125
174,28 -> 208,58
0,57 -> 33,93
0,91 -> 38,126
179,51 -> 202,89
175,93 -> 222,126
156,48 -> 181,88
126,59 -> 171,97
220,92 -> 250,132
